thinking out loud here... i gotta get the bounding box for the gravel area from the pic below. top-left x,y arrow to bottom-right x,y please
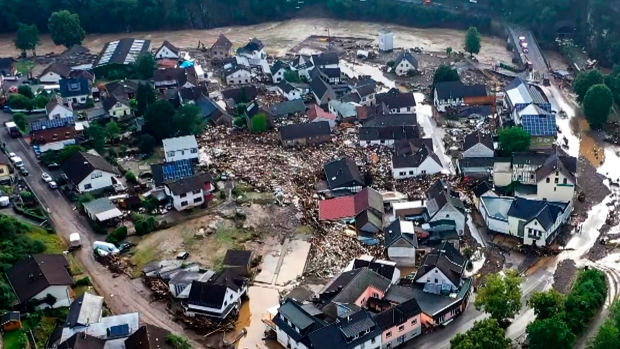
573,156 -> 610,219
553,259 -> 578,294
586,202 -> 620,261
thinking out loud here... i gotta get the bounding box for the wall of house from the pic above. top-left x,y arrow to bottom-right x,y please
392,158 -> 443,179
226,70 -> 251,85
381,314 -> 422,349
361,139 -> 398,147
463,143 -> 493,158
512,163 -> 540,185
0,163 -> 9,181
430,204 -> 465,235
164,186 -> 204,211
33,285 -> 72,309
276,325 -> 310,349
522,219 -> 550,246
507,216 -> 524,238
62,94 -> 89,105
530,135 -> 556,150
493,168 -> 512,187
536,173 -> 575,202
110,104 -> 131,119
415,267 -> 458,290
433,89 -> 465,113
77,171 -> 115,193
40,72 -> 63,84
156,46 -> 178,59
313,117 -> 336,129
48,105 -> 73,120
285,90 -> 301,101
420,312 -> 434,327
211,48 -> 231,61
480,204 -> 510,234
272,70 -> 285,83
38,139 -> 76,152
394,60 -> 415,76
389,105 -> 416,114
165,147 -> 199,162
388,241 -> 416,267
354,286 -> 386,307
186,286 -> 247,318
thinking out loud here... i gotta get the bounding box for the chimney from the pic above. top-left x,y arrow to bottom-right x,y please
28,273 -> 34,281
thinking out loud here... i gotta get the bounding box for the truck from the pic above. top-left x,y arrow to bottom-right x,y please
4,121 -> 21,138
69,233 -> 82,249
521,42 -> 529,53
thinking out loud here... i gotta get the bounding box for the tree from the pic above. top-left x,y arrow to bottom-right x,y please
33,94 -> 50,108
251,113 -> 268,133
591,320 -> 620,349
174,104 -> 201,136
446,46 -> 453,56
138,134 -> 157,154
583,84 -> 613,128
450,318 -> 510,349
464,26 -> 481,57
48,10 -> 86,48
433,64 -> 460,85
86,122 -> 106,153
105,121 -> 121,141
18,85 -> 34,99
233,117 -> 247,129
526,317 -> 575,349
106,226 -> 128,245
8,94 -> 33,110
474,270 -> 523,323
144,100 -> 175,140
528,290 -> 565,320
573,69 -> 604,102
498,127 -> 531,155
166,334 -> 192,349
13,112 -> 27,131
132,52 -> 157,79
14,23 -> 39,56
125,171 -> 138,184
135,83 -> 156,116
284,70 -> 300,83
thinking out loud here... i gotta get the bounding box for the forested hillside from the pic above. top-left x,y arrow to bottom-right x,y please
0,0 -> 618,64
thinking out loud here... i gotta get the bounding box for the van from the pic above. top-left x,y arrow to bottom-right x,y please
0,196 -> 9,207
93,241 -> 120,255
10,156 -> 23,167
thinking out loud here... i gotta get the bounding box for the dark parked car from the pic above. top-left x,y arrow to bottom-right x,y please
47,163 -> 60,170
118,242 -> 134,253
18,166 -> 29,176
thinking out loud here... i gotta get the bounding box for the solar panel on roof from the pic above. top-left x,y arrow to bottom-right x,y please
522,115 -> 556,136
30,117 -> 76,132
108,324 -> 130,337
162,159 -> 195,182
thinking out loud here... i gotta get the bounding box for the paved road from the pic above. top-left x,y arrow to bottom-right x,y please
507,26 -> 549,74
0,111 -> 200,345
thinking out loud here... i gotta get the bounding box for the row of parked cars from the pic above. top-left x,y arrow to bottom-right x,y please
8,152 -> 58,189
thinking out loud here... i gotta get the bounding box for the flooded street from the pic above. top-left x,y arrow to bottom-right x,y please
0,18 -> 512,64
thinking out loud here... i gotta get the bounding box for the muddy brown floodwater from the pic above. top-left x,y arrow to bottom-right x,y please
0,18 -> 513,64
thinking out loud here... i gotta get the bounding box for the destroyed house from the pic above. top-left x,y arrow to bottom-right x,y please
65,292 -> 104,329
183,269 -> 247,319
323,157 -> 365,194
222,86 -> 258,105
279,121 -> 331,148
351,257 -> 399,283
223,249 -> 253,277
60,312 -> 141,344
318,187 -> 384,221
210,34 -> 233,61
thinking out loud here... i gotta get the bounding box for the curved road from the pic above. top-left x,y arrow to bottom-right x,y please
0,112 -> 201,345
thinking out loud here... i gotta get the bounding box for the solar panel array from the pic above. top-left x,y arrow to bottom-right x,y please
30,117 -> 76,132
522,115 -> 557,136
162,159 -> 195,182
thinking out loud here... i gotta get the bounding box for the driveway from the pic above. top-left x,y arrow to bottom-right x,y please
0,111 -> 200,345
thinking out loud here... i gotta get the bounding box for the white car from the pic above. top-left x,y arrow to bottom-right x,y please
41,173 -> 52,183
7,152 -> 16,158
48,181 -> 58,189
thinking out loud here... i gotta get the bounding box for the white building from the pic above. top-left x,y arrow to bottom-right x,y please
163,173 -> 214,211
154,40 -> 180,60
390,51 -> 418,76
384,219 -> 418,267
7,254 -> 74,309
462,130 -> 494,158
224,66 -> 252,85
61,151 -> 119,193
184,269 -> 247,319
38,63 -> 72,84
379,29 -> 394,52
392,145 -> 442,179
162,135 -> 199,162
433,81 -> 487,113
45,96 -> 73,120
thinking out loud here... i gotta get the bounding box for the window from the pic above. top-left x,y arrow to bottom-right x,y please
371,338 -> 376,344
399,325 -> 405,332
563,178 -> 568,184
84,184 -> 92,190
91,171 -> 102,179
191,148 -> 198,154
180,150 -> 185,155
546,178 -> 550,183
409,171 -> 414,175
373,292 -> 379,298
65,132 -> 71,137
399,171 -> 406,176
411,318 -> 417,325
554,187 -> 557,192
446,214 -> 450,218
554,177 -> 559,184
421,170 -> 427,175
530,174 -> 534,179
52,134 -> 58,140
180,193 -> 187,198
168,151 -> 175,157
0,168 -> 3,174
434,278 -> 438,283
386,332 -> 392,338
194,197 -> 202,204
407,106 -> 411,111
192,189 -> 201,195
181,201 -> 188,206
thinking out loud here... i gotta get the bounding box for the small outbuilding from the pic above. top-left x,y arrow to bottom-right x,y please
1,312 -> 22,332
82,198 -> 123,222
223,250 -> 253,277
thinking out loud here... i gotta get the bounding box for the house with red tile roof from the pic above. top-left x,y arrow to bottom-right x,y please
318,187 -> 384,221
308,104 -> 337,129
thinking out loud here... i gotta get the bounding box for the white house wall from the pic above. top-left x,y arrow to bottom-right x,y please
77,171 -> 116,193
40,72 -> 63,84
48,105 -> 73,120
392,158 -> 442,179
536,172 -> 575,202
226,70 -> 251,85
388,246 -> 416,267
394,60 -> 415,76
156,46 -> 179,59
463,143 -> 494,158
164,186 -> 204,211
165,147 -> 199,162
480,204 -> 509,234
33,285 -> 72,309
415,267 -> 457,290
431,204 -> 465,235
276,325 -> 310,349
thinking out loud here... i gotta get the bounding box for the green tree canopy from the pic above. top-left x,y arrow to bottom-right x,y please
132,52 -> 157,79
450,318 -> 510,349
499,127 -> 531,156
583,83 -> 613,128
284,70 -> 300,83
8,94 -> 33,110
464,26 -> 481,57
13,112 -> 27,131
18,85 -> 34,99
48,10 -> 86,48
14,23 -> 40,56
135,82 -> 156,116
591,320 -> 620,349
528,289 -> 565,320
433,64 -> 460,85
474,270 -> 523,323
33,94 -> 50,108
174,104 -> 202,136
251,113 -> 268,133
574,69 -> 604,102
86,122 -> 106,153
105,121 -> 121,140
144,100 -> 175,140
526,316 -> 575,349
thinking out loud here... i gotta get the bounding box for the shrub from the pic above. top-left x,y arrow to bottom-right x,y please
125,171 -> 138,184
106,226 -> 128,245
74,276 -> 91,287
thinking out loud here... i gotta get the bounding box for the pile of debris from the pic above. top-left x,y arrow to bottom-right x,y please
144,276 -> 172,301
95,253 -> 133,277
175,310 -> 236,336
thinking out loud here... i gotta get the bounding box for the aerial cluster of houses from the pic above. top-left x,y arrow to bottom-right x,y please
1,253 -> 178,348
